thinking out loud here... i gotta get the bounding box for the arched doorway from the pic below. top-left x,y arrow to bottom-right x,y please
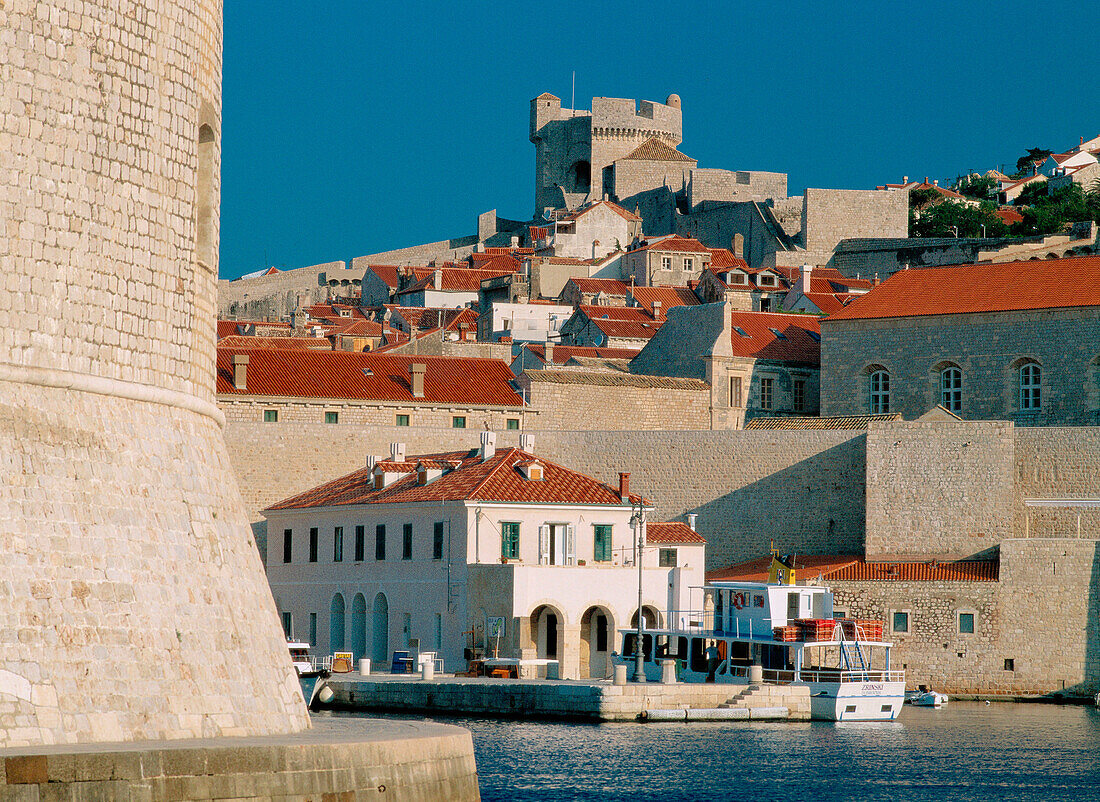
329,593 -> 345,653
580,606 -> 613,678
531,604 -> 565,662
630,606 -> 660,629
351,593 -> 367,661
372,592 -> 389,666
570,160 -> 591,193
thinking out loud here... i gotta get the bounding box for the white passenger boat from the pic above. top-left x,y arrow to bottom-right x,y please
906,689 -> 949,707
617,554 -> 905,721
288,640 -> 330,678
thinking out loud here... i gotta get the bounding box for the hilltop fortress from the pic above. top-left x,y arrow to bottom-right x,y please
219,92 -> 909,318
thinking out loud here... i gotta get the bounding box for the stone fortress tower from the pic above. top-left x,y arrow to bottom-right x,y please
0,0 -> 311,746
530,92 -> 684,215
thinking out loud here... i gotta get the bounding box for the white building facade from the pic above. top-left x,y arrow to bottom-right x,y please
264,435 -> 705,679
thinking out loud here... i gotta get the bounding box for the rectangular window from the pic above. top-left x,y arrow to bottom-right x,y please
308,528 -> 318,563
793,380 -> 806,413
658,548 -> 677,567
892,611 -> 909,633
395,413 -> 410,427
433,522 -> 445,560
759,296 -> 772,312
354,525 -> 365,561
402,523 -> 413,560
593,524 -> 612,562
264,409 -> 278,423
282,529 -> 292,564
870,370 -> 891,414
375,524 -> 386,560
308,612 -> 317,646
958,612 -> 975,634
435,613 -> 443,650
281,611 -> 292,638
1020,364 -> 1041,411
729,376 -> 742,408
333,526 -> 343,562
452,416 -> 467,429
683,257 -> 694,271
661,255 -> 672,270
325,411 -> 339,424
506,418 -> 520,430
501,521 -> 520,559
1004,658 -> 1015,671
760,377 -> 774,410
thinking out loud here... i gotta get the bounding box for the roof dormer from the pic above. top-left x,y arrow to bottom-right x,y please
372,461 -> 413,490
416,461 -> 447,486
517,460 -> 544,481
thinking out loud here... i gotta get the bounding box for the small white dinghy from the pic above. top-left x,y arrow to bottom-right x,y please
905,689 -> 949,707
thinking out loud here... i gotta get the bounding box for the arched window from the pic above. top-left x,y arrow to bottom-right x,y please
195,124 -> 216,272
570,160 -> 591,192
940,366 -> 962,413
869,369 -> 890,413
1020,363 -> 1041,411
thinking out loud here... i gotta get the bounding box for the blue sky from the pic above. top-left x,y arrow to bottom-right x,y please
220,1 -> 1099,279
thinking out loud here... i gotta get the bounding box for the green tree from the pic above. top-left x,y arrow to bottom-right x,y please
1015,183 -> 1100,236
955,174 -> 996,200
1014,147 -> 1052,176
910,200 -> 1009,238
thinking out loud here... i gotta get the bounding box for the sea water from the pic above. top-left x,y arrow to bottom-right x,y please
326,703 -> 1100,800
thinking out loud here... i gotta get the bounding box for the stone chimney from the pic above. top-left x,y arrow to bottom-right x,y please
686,513 -> 698,531
545,341 -> 554,364
732,233 -> 744,259
511,235 -> 520,247
618,472 -> 630,502
520,433 -> 534,452
652,300 -> 662,319
366,455 -> 378,471
458,322 -> 469,341
432,269 -> 443,291
479,430 -> 497,462
902,175 -> 908,184
389,442 -> 406,462
410,363 -> 426,398
800,263 -> 813,293
592,239 -> 600,259
231,353 -> 249,390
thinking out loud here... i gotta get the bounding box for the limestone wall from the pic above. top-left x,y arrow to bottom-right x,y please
520,376 -> 712,431
224,425 -> 869,570
865,421 -> 1015,560
802,188 -> 908,255
217,261 -> 351,320
689,169 -> 787,207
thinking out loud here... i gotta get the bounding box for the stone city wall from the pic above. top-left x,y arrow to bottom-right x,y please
801,188 -> 908,255
865,420 -> 1016,560
219,398 -> 524,429
688,169 -> 787,207
223,424 -> 869,570
217,261 -> 352,320
520,376 -> 713,431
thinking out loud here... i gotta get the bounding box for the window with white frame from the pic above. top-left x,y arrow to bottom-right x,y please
940,366 -> 962,413
683,257 -> 694,271
661,256 -> 672,271
870,369 -> 890,413
759,377 -> 774,410
1020,362 -> 1041,411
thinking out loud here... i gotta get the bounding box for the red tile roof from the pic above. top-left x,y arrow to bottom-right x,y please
217,320 -> 292,339
366,265 -> 402,289
266,447 -> 647,510
993,208 -> 1024,226
646,522 -> 706,544
559,200 -> 643,223
575,305 -> 664,341
566,277 -> 631,295
727,312 -> 821,363
396,267 -> 516,295
217,335 -> 331,351
824,255 -> 1100,321
707,554 -> 999,583
621,137 -> 695,163
708,249 -> 749,270
216,348 -> 525,407
628,235 -> 712,255
387,306 -> 479,332
468,253 -> 523,272
522,344 -> 641,365
630,286 -> 701,315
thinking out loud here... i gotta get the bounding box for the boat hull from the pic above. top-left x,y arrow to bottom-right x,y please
808,680 -> 906,721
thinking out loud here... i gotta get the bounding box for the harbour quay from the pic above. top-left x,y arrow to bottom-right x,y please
320,675 -> 812,722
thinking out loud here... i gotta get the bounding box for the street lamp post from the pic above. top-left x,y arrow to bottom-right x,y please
631,501 -> 647,683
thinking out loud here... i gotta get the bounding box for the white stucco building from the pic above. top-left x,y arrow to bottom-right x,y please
264,433 -> 705,679
476,301 -> 573,343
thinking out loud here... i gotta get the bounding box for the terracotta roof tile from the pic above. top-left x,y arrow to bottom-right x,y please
708,249 -> 749,270
217,335 -> 332,351
744,413 -> 902,430
646,522 -> 706,544
387,306 -> 479,332
824,255 -> 1100,321
523,369 -> 708,390
630,285 -> 701,315
217,320 -> 292,339
708,554 -> 999,582
216,348 -> 524,407
559,200 -> 643,223
396,267 -> 516,295
628,236 -> 712,255
727,311 -> 821,364
266,447 -> 647,510
566,277 -> 631,295
522,344 -> 640,365
620,137 -> 695,163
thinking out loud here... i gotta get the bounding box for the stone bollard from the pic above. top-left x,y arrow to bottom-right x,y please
613,664 -> 627,686
660,659 -> 677,685
421,660 -> 435,681
748,664 -> 763,684
359,658 -> 371,677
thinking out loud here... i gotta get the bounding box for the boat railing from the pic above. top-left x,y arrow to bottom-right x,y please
799,668 -> 905,683
311,655 -> 333,672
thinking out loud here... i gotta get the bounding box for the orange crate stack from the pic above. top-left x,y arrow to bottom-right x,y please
839,618 -> 884,640
773,625 -> 799,642
795,618 -> 837,641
